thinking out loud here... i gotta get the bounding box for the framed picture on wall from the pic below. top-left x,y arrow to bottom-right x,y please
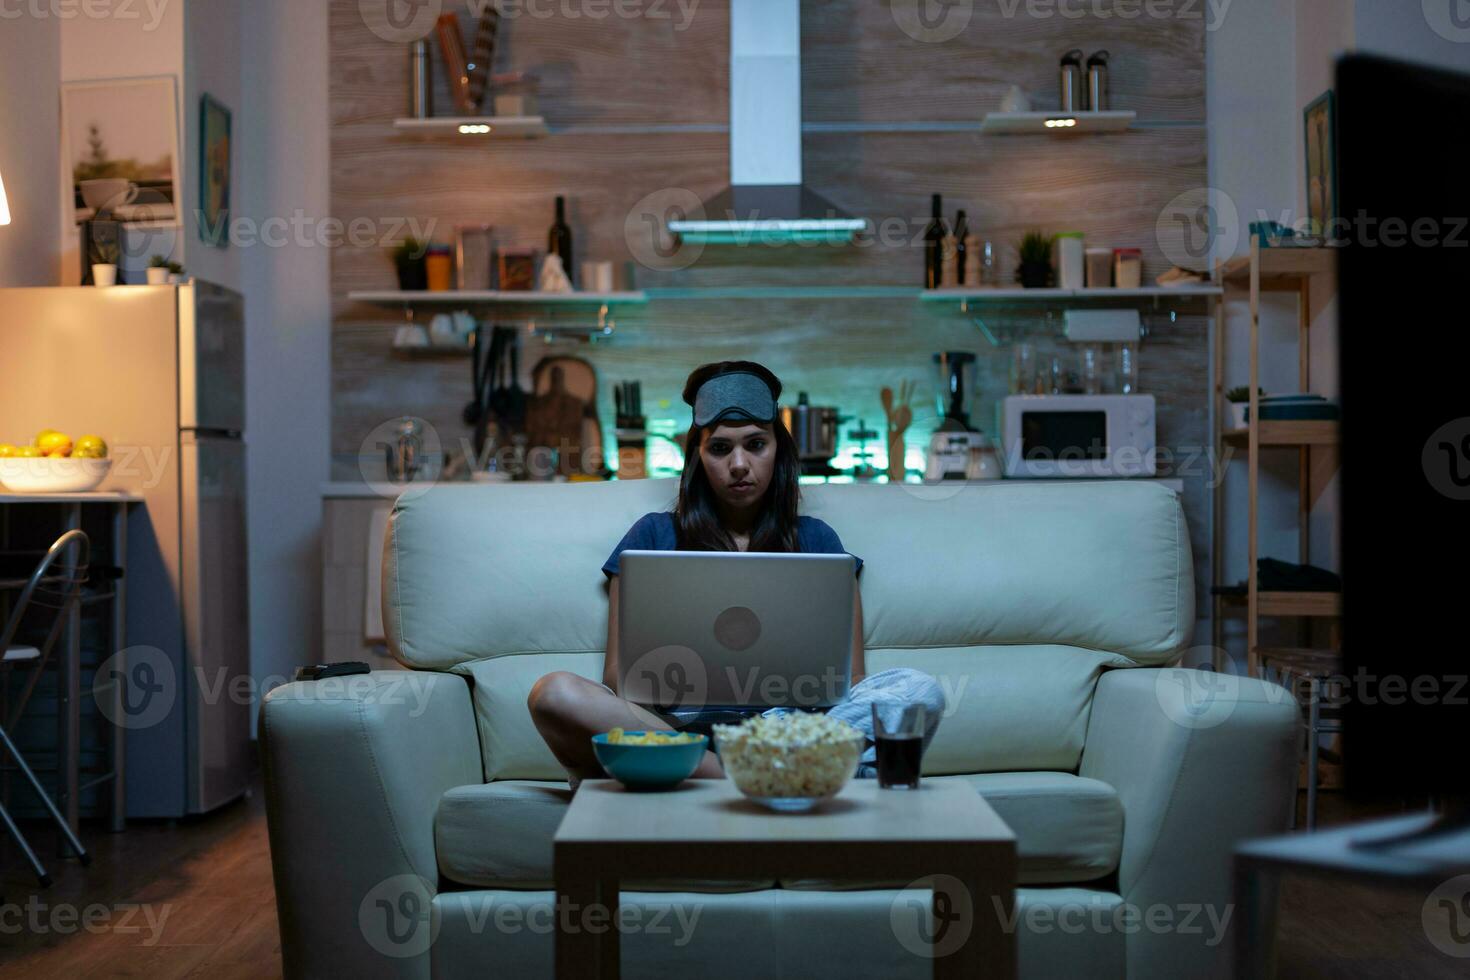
199,93 -> 233,248
60,76 -> 180,228
1303,90 -> 1336,238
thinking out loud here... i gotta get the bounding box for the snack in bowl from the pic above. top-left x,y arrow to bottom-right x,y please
591,728 -> 708,791
713,712 -> 864,812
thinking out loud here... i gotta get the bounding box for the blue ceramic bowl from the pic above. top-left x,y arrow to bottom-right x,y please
591,732 -> 708,791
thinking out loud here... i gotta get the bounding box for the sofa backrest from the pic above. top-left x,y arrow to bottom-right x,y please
383,479 -> 1194,779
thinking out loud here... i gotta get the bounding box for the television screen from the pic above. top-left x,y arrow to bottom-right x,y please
1338,53 -> 1470,800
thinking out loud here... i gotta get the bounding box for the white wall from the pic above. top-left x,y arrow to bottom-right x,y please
238,0 -> 332,723
56,0 -> 186,283
0,14 -> 60,285
183,0 -> 244,290
1354,0 -> 1470,72
1206,0 -> 1304,666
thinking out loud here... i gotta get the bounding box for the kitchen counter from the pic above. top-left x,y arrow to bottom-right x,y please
0,490 -> 145,503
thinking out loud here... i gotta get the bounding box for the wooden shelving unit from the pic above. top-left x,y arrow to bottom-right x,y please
1212,237 -> 1341,677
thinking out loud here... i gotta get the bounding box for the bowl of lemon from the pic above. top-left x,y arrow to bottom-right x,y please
591,728 -> 708,791
0,431 -> 111,494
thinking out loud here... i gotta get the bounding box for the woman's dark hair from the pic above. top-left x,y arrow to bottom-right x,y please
675,360 -> 802,553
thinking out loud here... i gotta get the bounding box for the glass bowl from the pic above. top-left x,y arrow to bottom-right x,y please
713,719 -> 863,813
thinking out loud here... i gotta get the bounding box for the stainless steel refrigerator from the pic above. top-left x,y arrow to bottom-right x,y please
0,281 -> 250,817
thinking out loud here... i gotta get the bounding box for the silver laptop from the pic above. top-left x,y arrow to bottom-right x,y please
617,551 -> 856,711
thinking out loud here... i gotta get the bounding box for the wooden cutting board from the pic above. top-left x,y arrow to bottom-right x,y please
527,357 -> 598,477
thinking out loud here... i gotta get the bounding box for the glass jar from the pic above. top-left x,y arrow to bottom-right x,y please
1117,342 -> 1139,394
1079,344 -> 1103,395
426,243 -> 454,292
1011,342 -> 1037,395
1113,248 -> 1143,289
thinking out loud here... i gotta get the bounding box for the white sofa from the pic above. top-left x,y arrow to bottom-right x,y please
262,479 -> 1299,979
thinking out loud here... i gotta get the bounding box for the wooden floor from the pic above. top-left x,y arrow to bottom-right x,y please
0,780 -> 280,979
0,777 -> 1460,978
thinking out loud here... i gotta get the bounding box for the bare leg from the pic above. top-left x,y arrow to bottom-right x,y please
527,671 -> 724,785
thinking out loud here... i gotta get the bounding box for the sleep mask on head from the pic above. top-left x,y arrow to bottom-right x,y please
692,371 -> 777,427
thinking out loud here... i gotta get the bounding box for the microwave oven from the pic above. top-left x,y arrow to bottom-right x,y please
1000,394 -> 1157,478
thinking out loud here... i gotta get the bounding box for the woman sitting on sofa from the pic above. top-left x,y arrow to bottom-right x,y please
527,360 -> 946,791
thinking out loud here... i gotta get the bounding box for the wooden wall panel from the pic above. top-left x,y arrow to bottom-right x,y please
329,0 -> 1213,608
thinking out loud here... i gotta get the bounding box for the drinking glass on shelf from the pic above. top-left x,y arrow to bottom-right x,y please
872,702 -> 926,789
1049,356 -> 1065,394
1011,342 -> 1036,395
1080,344 -> 1103,395
1117,342 -> 1139,394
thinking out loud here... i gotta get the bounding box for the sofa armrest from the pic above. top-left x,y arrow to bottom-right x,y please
261,670 -> 482,979
1079,667 -> 1299,980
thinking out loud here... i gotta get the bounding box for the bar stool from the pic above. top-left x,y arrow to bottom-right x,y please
0,529 -> 92,886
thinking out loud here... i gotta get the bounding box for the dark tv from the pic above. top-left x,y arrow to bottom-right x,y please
1338,53 -> 1470,825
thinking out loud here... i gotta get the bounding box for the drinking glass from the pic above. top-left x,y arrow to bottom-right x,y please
871,702 -> 926,789
1117,342 -> 1139,394
1080,344 -> 1102,395
1011,343 -> 1036,395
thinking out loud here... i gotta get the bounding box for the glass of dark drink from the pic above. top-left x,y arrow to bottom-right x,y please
871,702 -> 926,789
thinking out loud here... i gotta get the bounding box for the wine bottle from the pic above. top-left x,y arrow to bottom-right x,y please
953,209 -> 969,285
923,194 -> 947,289
548,195 -> 574,287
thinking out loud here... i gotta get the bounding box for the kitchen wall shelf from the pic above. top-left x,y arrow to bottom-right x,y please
920,285 -> 1221,303
924,285 -> 1221,345
349,290 -> 647,306
645,286 -> 916,301
392,116 -> 549,138
979,110 -> 1136,134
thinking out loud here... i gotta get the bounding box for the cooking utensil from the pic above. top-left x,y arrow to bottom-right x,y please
463,323 -> 486,425
884,381 -> 914,482
779,393 -> 842,467
502,331 -> 528,427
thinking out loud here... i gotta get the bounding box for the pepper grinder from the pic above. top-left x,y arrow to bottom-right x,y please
1086,51 -> 1110,112
615,381 -> 647,480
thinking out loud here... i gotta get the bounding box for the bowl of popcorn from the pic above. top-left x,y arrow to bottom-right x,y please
592,728 -> 708,791
713,712 -> 865,812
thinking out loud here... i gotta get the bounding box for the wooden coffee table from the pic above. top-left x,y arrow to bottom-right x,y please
553,778 -> 1017,980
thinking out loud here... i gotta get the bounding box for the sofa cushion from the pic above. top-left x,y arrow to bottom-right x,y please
871,645 -> 1118,775
781,771 -> 1122,888
456,645 -> 1113,783
455,652 -> 603,781
435,780 -> 773,892
385,480 -> 1193,671
436,772 -> 1119,892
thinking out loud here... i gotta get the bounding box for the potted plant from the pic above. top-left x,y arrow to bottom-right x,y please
1225,386 -> 1265,430
1016,231 -> 1053,288
92,241 -> 119,287
147,255 -> 171,285
166,260 -> 186,284
393,237 -> 429,291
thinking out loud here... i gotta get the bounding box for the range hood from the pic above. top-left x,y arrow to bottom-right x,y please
666,0 -> 866,245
